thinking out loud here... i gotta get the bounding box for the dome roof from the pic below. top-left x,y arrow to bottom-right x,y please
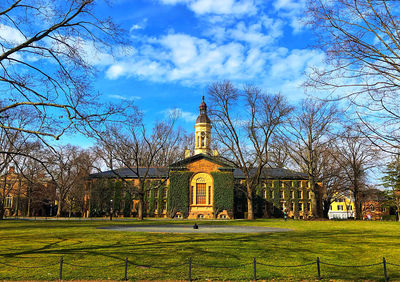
196,96 -> 211,124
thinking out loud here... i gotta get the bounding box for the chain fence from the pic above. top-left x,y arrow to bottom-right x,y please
0,256 -> 398,281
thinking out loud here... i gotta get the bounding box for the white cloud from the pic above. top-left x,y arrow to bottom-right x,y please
269,49 -> 325,80
273,0 -> 308,34
108,94 -> 141,101
105,31 -> 272,84
162,108 -> 197,122
0,24 -> 26,47
159,0 -> 257,16
129,18 -> 148,32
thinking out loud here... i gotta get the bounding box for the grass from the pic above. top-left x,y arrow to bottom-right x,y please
0,219 -> 399,281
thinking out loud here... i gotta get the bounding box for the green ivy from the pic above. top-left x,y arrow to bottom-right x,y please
168,171 -> 193,218
113,181 -> 122,212
123,190 -> 132,217
292,180 -> 299,218
211,172 -> 234,217
303,183 -> 309,214
156,186 -> 164,217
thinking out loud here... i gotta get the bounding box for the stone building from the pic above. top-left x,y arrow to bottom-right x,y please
87,97 -> 322,219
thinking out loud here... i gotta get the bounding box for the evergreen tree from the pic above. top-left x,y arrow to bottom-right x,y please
382,154 -> 400,221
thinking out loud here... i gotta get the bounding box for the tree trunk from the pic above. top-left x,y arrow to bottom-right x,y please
57,197 -> 62,217
246,183 -> 254,220
353,189 -> 361,220
137,195 -> 144,220
323,199 -> 331,219
0,204 -> 4,220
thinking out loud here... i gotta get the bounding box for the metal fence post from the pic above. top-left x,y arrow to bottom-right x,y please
188,257 -> 192,282
59,256 -> 63,281
316,257 -> 321,280
383,257 -> 388,282
124,257 -> 128,281
253,257 -> 257,281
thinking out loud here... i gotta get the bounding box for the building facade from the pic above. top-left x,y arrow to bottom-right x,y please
86,98 -> 323,219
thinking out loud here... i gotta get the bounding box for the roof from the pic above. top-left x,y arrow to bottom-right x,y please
169,153 -> 234,169
233,167 -> 308,180
89,167 -> 169,179
89,162 -> 307,181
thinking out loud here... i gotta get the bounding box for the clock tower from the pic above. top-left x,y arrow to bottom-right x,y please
194,96 -> 212,155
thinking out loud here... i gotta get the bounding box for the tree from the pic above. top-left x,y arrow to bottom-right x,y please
0,0 -> 127,140
281,98 -> 338,218
46,145 -> 93,217
318,146 -> 348,218
0,107 -> 32,219
332,126 -> 378,219
208,81 -> 292,220
306,0 -> 400,151
382,153 -> 400,221
96,112 -> 182,220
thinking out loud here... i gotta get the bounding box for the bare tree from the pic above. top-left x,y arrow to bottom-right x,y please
208,81 -> 293,220
318,146 -> 348,218
332,126 -> 379,219
306,0 -> 400,151
96,112 -> 182,220
46,145 -> 93,217
0,0 -> 128,140
281,98 -> 338,218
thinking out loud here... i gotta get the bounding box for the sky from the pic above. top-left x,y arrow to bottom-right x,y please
83,0 -> 325,142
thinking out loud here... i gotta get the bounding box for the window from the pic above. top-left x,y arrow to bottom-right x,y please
290,202 -> 294,211
162,200 -> 167,210
338,205 -> 344,211
4,196 -> 12,208
299,203 -> 303,211
197,214 -> 204,219
280,190 -> 284,199
307,202 -> 311,211
270,190 -> 274,199
262,189 -> 266,199
154,201 -> 158,210
208,186 -> 211,204
146,190 -> 150,198
163,188 -> 168,198
347,205 -> 352,210
196,183 -> 206,204
154,189 -> 159,198
298,191 -> 303,199
307,191 -> 311,198
290,190 -> 294,199
370,205 -> 375,212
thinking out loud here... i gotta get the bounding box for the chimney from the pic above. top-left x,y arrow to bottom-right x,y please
185,149 -> 191,159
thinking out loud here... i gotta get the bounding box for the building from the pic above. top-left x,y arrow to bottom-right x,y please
0,166 -> 56,217
328,189 -> 390,220
86,97 -> 323,219
328,194 -> 355,219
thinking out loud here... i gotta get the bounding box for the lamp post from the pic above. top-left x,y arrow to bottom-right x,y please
110,199 -> 113,221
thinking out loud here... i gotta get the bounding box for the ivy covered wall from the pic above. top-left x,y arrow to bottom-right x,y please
237,179 -> 311,219
167,171 -> 193,218
211,172 -> 234,216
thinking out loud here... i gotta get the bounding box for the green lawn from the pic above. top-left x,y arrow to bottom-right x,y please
0,219 -> 399,281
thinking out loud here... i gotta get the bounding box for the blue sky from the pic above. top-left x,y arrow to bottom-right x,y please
81,0 -> 325,140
